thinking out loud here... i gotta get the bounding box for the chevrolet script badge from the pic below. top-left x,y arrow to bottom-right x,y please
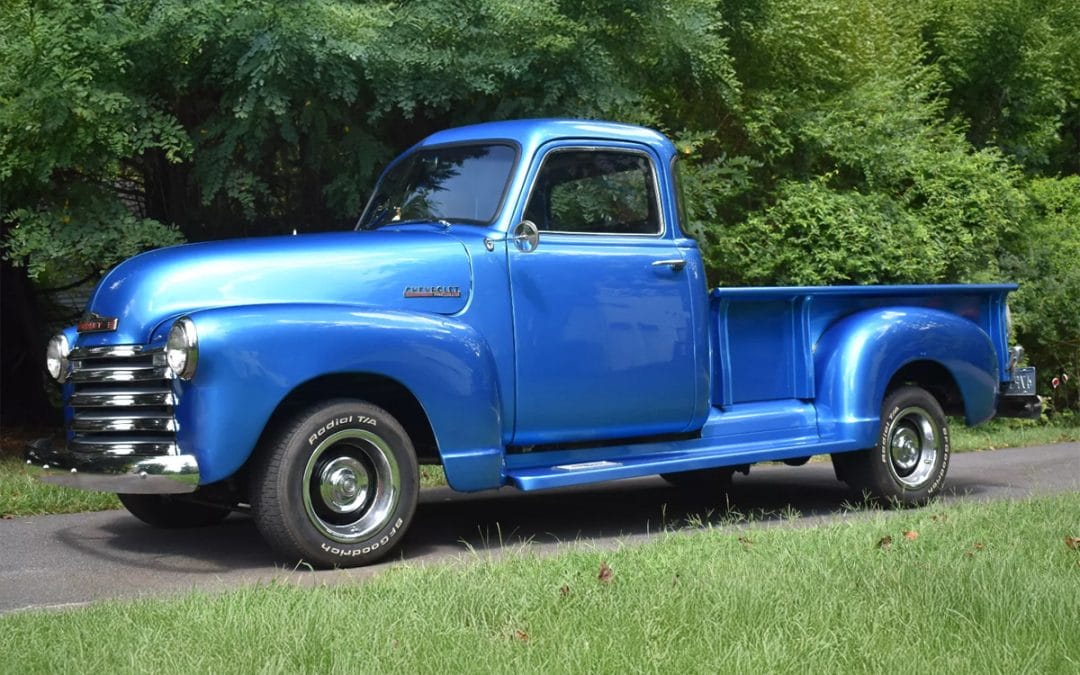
77,312 -> 119,333
403,286 -> 462,298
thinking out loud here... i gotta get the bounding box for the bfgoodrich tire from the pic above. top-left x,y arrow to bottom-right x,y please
834,386 -> 950,506
250,399 -> 419,568
118,493 -> 231,528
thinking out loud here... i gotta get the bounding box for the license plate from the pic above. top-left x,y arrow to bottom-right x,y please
1002,366 -> 1037,396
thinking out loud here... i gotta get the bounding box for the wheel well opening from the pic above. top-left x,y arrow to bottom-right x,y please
262,374 -> 441,465
886,361 -> 964,417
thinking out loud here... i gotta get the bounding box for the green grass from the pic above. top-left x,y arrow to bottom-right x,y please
951,415 -> 1080,452
0,457 -> 120,518
2,493 -> 1078,673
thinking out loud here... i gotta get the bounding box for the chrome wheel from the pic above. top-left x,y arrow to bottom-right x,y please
302,429 -> 401,543
834,386 -> 950,506
885,406 -> 941,488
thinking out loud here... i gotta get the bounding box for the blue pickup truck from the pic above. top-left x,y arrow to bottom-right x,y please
29,119 -> 1039,567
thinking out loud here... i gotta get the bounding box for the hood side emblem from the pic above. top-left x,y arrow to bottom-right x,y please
404,285 -> 462,299
77,312 -> 119,333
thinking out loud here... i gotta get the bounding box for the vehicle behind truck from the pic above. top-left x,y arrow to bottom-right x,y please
28,119 -> 1040,567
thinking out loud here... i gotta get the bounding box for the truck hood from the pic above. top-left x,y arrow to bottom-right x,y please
78,229 -> 472,345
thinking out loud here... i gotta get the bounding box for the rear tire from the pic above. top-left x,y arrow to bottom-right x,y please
118,493 -> 231,528
836,386 -> 950,506
250,399 -> 419,568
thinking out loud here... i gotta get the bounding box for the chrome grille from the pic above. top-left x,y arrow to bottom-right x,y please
67,345 -> 178,456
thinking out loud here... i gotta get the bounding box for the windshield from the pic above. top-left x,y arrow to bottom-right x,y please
357,143 -> 516,229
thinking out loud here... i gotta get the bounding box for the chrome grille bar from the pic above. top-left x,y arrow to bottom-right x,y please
70,363 -> 173,383
72,412 -> 178,433
69,438 -> 178,456
70,388 -> 176,407
66,344 -> 178,458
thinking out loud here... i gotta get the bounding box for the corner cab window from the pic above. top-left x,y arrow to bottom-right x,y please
358,144 -> 515,229
524,149 -> 661,235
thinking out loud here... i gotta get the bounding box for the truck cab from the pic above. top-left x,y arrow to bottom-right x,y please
29,119 -> 1038,567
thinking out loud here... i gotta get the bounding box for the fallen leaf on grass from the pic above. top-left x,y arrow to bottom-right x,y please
877,535 -> 893,550
513,630 -> 529,643
1066,536 -> 1080,551
559,584 -> 570,597
903,530 -> 919,541
598,561 -> 614,583
965,542 -> 986,558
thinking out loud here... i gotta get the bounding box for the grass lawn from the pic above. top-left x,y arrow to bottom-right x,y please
2,492 -> 1078,672
950,415 -> 1080,452
2,417 -> 1077,518
0,456 -> 121,517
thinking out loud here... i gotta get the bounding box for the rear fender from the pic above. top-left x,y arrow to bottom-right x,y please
814,307 -> 998,446
152,304 -> 505,490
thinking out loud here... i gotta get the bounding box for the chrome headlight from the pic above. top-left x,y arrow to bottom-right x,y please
45,334 -> 70,382
165,317 -> 198,380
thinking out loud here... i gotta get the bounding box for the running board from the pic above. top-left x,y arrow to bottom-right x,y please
504,435 -> 861,491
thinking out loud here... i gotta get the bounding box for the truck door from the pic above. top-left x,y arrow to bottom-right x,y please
508,143 -> 698,445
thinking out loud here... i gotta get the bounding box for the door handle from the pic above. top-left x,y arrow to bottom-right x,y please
651,259 -> 686,272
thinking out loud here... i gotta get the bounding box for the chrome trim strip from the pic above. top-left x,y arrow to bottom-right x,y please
70,365 -> 172,383
71,412 -> 177,433
69,440 -> 177,455
25,439 -> 199,494
69,345 -> 151,359
69,439 -> 178,456
70,389 -> 176,407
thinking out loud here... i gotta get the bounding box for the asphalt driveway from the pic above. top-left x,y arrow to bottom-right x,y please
2,442 -> 1077,614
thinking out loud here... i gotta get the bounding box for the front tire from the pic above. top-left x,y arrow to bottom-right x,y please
118,493 -> 231,528
251,399 -> 419,568
835,386 -> 950,506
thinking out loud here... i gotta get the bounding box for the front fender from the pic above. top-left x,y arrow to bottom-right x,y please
814,307 -> 999,446
152,304 -> 504,489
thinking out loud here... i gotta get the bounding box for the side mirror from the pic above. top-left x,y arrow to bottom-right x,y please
512,220 -> 540,253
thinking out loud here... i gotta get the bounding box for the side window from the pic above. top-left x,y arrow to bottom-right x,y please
524,150 -> 661,235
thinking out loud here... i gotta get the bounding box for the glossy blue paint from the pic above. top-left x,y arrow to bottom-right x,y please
53,119 -> 1021,498
506,235 -> 700,444
81,230 -> 472,346
149,304 -> 504,490
813,306 -> 999,438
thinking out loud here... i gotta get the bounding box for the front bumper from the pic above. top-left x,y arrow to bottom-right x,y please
24,438 -> 200,494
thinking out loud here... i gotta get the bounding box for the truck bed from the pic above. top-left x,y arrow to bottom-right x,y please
710,284 -> 1014,406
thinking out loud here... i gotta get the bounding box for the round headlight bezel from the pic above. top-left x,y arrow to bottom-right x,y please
46,333 -> 71,383
166,317 -> 198,380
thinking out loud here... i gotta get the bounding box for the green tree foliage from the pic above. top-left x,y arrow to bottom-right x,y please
1001,177 -> 1080,405
909,0 -> 1080,175
1,0 -> 1077,410
0,1 -> 189,281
